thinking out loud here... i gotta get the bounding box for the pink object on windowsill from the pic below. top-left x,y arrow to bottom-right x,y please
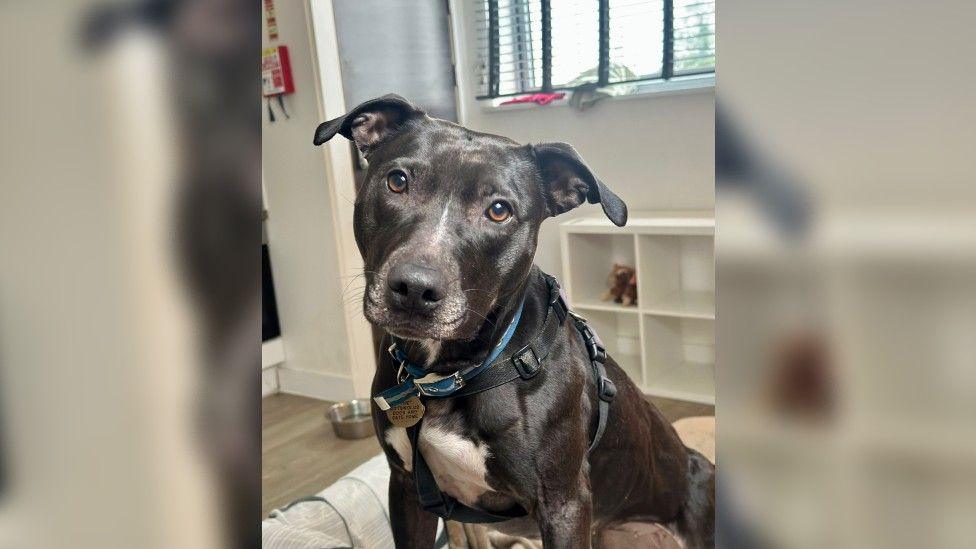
499,92 -> 566,106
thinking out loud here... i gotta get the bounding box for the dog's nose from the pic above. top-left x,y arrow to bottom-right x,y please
387,262 -> 446,311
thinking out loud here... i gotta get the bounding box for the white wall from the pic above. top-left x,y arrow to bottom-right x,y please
450,0 -> 715,278
262,1 -> 356,399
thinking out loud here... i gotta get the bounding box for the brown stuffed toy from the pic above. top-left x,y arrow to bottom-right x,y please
602,263 -> 638,306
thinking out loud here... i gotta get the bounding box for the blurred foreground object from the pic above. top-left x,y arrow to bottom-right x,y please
718,1 -> 976,547
1,1 -> 258,547
767,332 -> 833,420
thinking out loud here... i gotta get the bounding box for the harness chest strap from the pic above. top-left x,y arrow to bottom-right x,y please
374,276 -> 571,411
374,295 -> 528,411
386,274 -> 616,524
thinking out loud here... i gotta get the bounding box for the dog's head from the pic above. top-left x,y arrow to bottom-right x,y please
314,94 -> 626,342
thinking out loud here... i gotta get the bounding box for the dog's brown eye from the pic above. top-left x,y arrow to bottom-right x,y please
486,201 -> 511,222
386,171 -> 408,193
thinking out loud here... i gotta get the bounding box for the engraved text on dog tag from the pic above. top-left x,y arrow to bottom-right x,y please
386,397 -> 425,428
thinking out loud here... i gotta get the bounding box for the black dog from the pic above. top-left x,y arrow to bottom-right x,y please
314,95 -> 714,548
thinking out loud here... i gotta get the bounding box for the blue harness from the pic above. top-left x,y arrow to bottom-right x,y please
373,300 -> 524,411
376,274 -> 617,524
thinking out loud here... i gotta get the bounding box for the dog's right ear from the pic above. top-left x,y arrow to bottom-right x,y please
532,142 -> 628,227
312,94 -> 424,156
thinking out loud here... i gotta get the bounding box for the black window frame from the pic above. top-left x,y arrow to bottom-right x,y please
476,0 -> 714,100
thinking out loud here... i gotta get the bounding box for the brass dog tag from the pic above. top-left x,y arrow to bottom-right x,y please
386,397 -> 425,428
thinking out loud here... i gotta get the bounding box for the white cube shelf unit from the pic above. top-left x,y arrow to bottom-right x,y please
560,211 -> 715,404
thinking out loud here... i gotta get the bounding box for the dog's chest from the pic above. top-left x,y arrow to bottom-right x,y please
384,416 -> 494,507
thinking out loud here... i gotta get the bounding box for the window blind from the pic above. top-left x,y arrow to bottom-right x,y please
474,0 -> 714,99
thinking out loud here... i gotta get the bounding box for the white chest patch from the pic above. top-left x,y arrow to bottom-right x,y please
385,427 -> 413,471
384,423 -> 493,507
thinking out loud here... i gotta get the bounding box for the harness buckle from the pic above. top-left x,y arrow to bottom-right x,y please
598,376 -> 617,402
415,370 -> 465,396
589,342 -> 607,364
579,325 -> 607,364
511,345 -> 541,379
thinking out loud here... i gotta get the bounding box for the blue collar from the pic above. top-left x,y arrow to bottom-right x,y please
373,300 -> 525,411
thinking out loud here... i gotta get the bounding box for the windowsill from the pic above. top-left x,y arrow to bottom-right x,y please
478,73 -> 714,113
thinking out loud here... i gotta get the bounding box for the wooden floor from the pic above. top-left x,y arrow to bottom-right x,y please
262,393 -> 712,517
262,393 -> 380,516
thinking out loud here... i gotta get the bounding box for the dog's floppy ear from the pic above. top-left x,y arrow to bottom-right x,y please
312,94 -> 424,156
533,142 -> 628,227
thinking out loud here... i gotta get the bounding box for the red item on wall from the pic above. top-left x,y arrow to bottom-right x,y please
262,46 -> 294,97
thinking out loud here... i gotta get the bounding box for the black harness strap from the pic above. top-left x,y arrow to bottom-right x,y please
572,312 -> 616,454
448,277 -> 568,398
407,274 -> 615,524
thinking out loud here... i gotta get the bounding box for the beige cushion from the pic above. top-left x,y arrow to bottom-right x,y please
265,417 -> 715,549
672,416 -> 716,464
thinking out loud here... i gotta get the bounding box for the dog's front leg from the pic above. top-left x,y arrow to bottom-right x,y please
535,479 -> 594,549
389,467 -> 439,549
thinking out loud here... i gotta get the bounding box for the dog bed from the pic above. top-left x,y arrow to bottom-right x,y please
263,417 -> 714,548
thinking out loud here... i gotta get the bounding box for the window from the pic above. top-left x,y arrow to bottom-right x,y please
474,0 -> 715,99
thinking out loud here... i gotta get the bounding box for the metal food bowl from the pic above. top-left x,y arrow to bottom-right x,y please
327,399 -> 375,439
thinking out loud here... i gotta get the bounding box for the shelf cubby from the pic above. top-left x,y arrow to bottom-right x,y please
638,234 -> 715,319
581,309 -> 643,385
564,232 -> 637,310
642,315 -> 715,404
561,212 -> 714,404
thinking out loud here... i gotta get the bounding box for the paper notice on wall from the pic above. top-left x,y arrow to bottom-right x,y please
262,48 -> 284,96
264,0 -> 278,41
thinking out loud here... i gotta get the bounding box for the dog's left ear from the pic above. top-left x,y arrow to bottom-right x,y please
533,142 -> 628,227
313,94 -> 424,156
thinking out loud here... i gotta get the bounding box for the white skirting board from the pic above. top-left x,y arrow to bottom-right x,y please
262,338 -> 286,370
262,338 -> 285,397
276,368 -> 358,402
262,367 -> 279,397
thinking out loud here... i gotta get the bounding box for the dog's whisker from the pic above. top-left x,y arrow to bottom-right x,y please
339,287 -> 367,306
340,283 -> 366,295
341,278 -> 366,295
463,307 -> 494,327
